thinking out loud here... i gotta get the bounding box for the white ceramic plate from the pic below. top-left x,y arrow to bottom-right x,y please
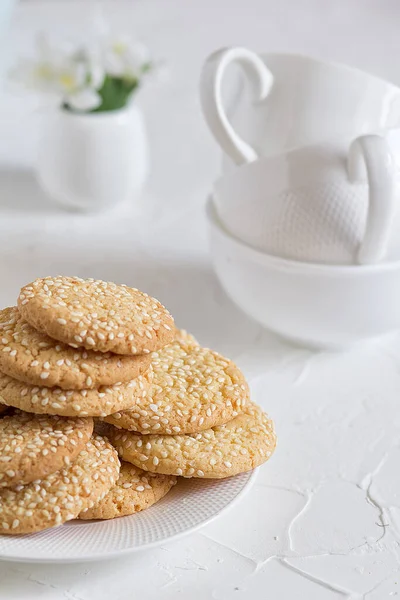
0,470 -> 256,563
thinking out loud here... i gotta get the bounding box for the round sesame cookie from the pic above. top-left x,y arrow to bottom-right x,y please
0,307 -> 152,390
0,369 -> 152,417
104,342 -> 249,435
0,411 -> 93,488
18,276 -> 175,355
106,403 -> 276,479
79,461 -> 176,520
0,436 -> 120,534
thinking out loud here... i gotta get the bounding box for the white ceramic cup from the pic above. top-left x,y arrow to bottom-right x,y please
200,48 -> 400,166
207,198 -> 400,349
213,133 -> 399,265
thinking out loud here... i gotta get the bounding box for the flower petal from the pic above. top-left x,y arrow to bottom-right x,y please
55,61 -> 87,93
89,63 -> 105,89
66,88 -> 102,112
102,36 -> 150,79
9,59 -> 59,92
104,52 -> 124,77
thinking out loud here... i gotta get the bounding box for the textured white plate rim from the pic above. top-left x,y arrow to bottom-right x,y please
0,469 -> 257,564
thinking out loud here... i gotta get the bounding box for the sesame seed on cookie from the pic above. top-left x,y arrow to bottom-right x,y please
0,410 -> 93,487
104,341 -> 249,435
0,307 -> 152,390
79,461 -> 176,520
105,403 -> 276,479
0,436 -> 120,534
18,277 -> 175,354
0,368 -> 152,417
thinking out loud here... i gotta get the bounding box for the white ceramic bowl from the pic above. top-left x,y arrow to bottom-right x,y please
207,198 -> 400,348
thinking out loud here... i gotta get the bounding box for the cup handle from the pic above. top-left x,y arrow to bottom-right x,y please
200,47 -> 274,165
347,134 -> 396,264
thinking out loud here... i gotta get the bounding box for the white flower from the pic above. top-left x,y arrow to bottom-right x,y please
10,34 -> 104,112
66,88 -> 102,112
62,46 -> 105,111
55,61 -> 102,111
72,44 -> 105,89
9,31 -> 157,113
103,36 -> 150,80
10,34 -> 61,93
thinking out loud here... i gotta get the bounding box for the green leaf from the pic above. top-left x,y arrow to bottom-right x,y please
91,75 -> 140,113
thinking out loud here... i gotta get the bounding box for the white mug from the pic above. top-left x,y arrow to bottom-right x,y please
200,48 -> 400,166
213,133 -> 399,265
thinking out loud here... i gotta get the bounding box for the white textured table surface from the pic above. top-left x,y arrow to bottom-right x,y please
1,1 -> 400,598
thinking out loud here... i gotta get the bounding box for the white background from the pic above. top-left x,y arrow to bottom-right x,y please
1,1 -> 400,598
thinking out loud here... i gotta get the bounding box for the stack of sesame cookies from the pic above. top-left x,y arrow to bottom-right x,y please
0,275 -> 176,418
0,411 -> 120,533
0,276 -> 178,532
102,337 -> 277,480
0,275 -> 276,535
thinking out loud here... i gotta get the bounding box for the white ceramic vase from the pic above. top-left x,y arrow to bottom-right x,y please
37,104 -> 149,212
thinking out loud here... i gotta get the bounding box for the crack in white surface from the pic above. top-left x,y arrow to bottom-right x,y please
4,569 -> 87,600
359,452 -> 390,491
211,555 -> 352,599
287,490 -> 314,553
26,573 -> 59,590
31,575 -> 86,600
63,591 -> 87,600
285,541 -> 400,598
288,477 -> 387,558
175,559 -> 208,571
200,534 -> 260,571
254,482 -> 308,497
281,558 -> 350,597
357,451 -> 400,545
364,481 -> 388,543
157,564 -> 178,589
3,564 -> 96,600
362,571 -> 400,599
